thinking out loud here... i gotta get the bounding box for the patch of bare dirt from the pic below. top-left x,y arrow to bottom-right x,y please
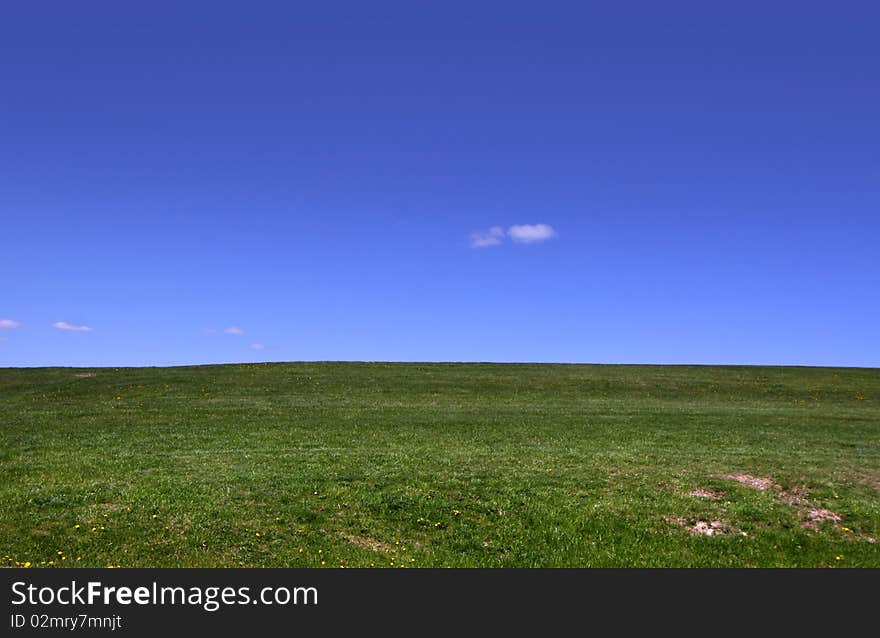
664,516 -> 745,537
777,487 -> 811,507
339,533 -> 393,553
690,520 -> 730,536
689,488 -> 724,500
855,472 -> 880,493
72,373 -> 96,378
716,472 -> 877,537
801,509 -> 842,530
721,474 -> 777,491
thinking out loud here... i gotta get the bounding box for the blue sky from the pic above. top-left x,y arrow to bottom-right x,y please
2,2 -> 878,367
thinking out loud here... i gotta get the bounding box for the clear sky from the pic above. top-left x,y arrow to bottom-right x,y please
2,2 -> 878,367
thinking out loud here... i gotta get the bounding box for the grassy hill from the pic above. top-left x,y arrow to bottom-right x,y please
1,362 -> 878,567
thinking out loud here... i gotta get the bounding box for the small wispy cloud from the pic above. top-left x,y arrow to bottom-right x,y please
470,223 -> 557,248
470,226 -> 506,248
223,326 -> 244,336
250,343 -> 266,350
52,321 -> 93,332
0,319 -> 22,329
507,223 -> 557,243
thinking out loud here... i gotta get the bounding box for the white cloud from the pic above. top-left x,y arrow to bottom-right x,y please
507,224 -> 557,243
0,319 -> 22,329
470,226 -> 506,248
52,321 -> 93,332
250,343 -> 265,350
223,326 -> 244,336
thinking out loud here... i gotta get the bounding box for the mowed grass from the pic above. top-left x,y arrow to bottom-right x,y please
1,362 -> 878,568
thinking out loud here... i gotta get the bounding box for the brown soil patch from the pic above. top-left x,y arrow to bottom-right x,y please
716,472 -> 871,536
855,472 -> 880,493
340,533 -> 394,553
664,516 -> 744,537
73,373 -> 96,378
801,509 -> 842,530
689,488 -> 724,500
721,474 -> 777,490
690,520 -> 729,536
777,486 -> 811,507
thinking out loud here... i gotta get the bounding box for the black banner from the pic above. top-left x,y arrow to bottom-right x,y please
1,568 -> 875,634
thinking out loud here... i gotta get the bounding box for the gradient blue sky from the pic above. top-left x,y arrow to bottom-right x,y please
2,2 -> 878,367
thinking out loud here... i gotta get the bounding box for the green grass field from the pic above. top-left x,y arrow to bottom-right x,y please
1,362 -> 878,568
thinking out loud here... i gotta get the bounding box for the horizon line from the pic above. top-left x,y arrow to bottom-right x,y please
0,360 -> 877,371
